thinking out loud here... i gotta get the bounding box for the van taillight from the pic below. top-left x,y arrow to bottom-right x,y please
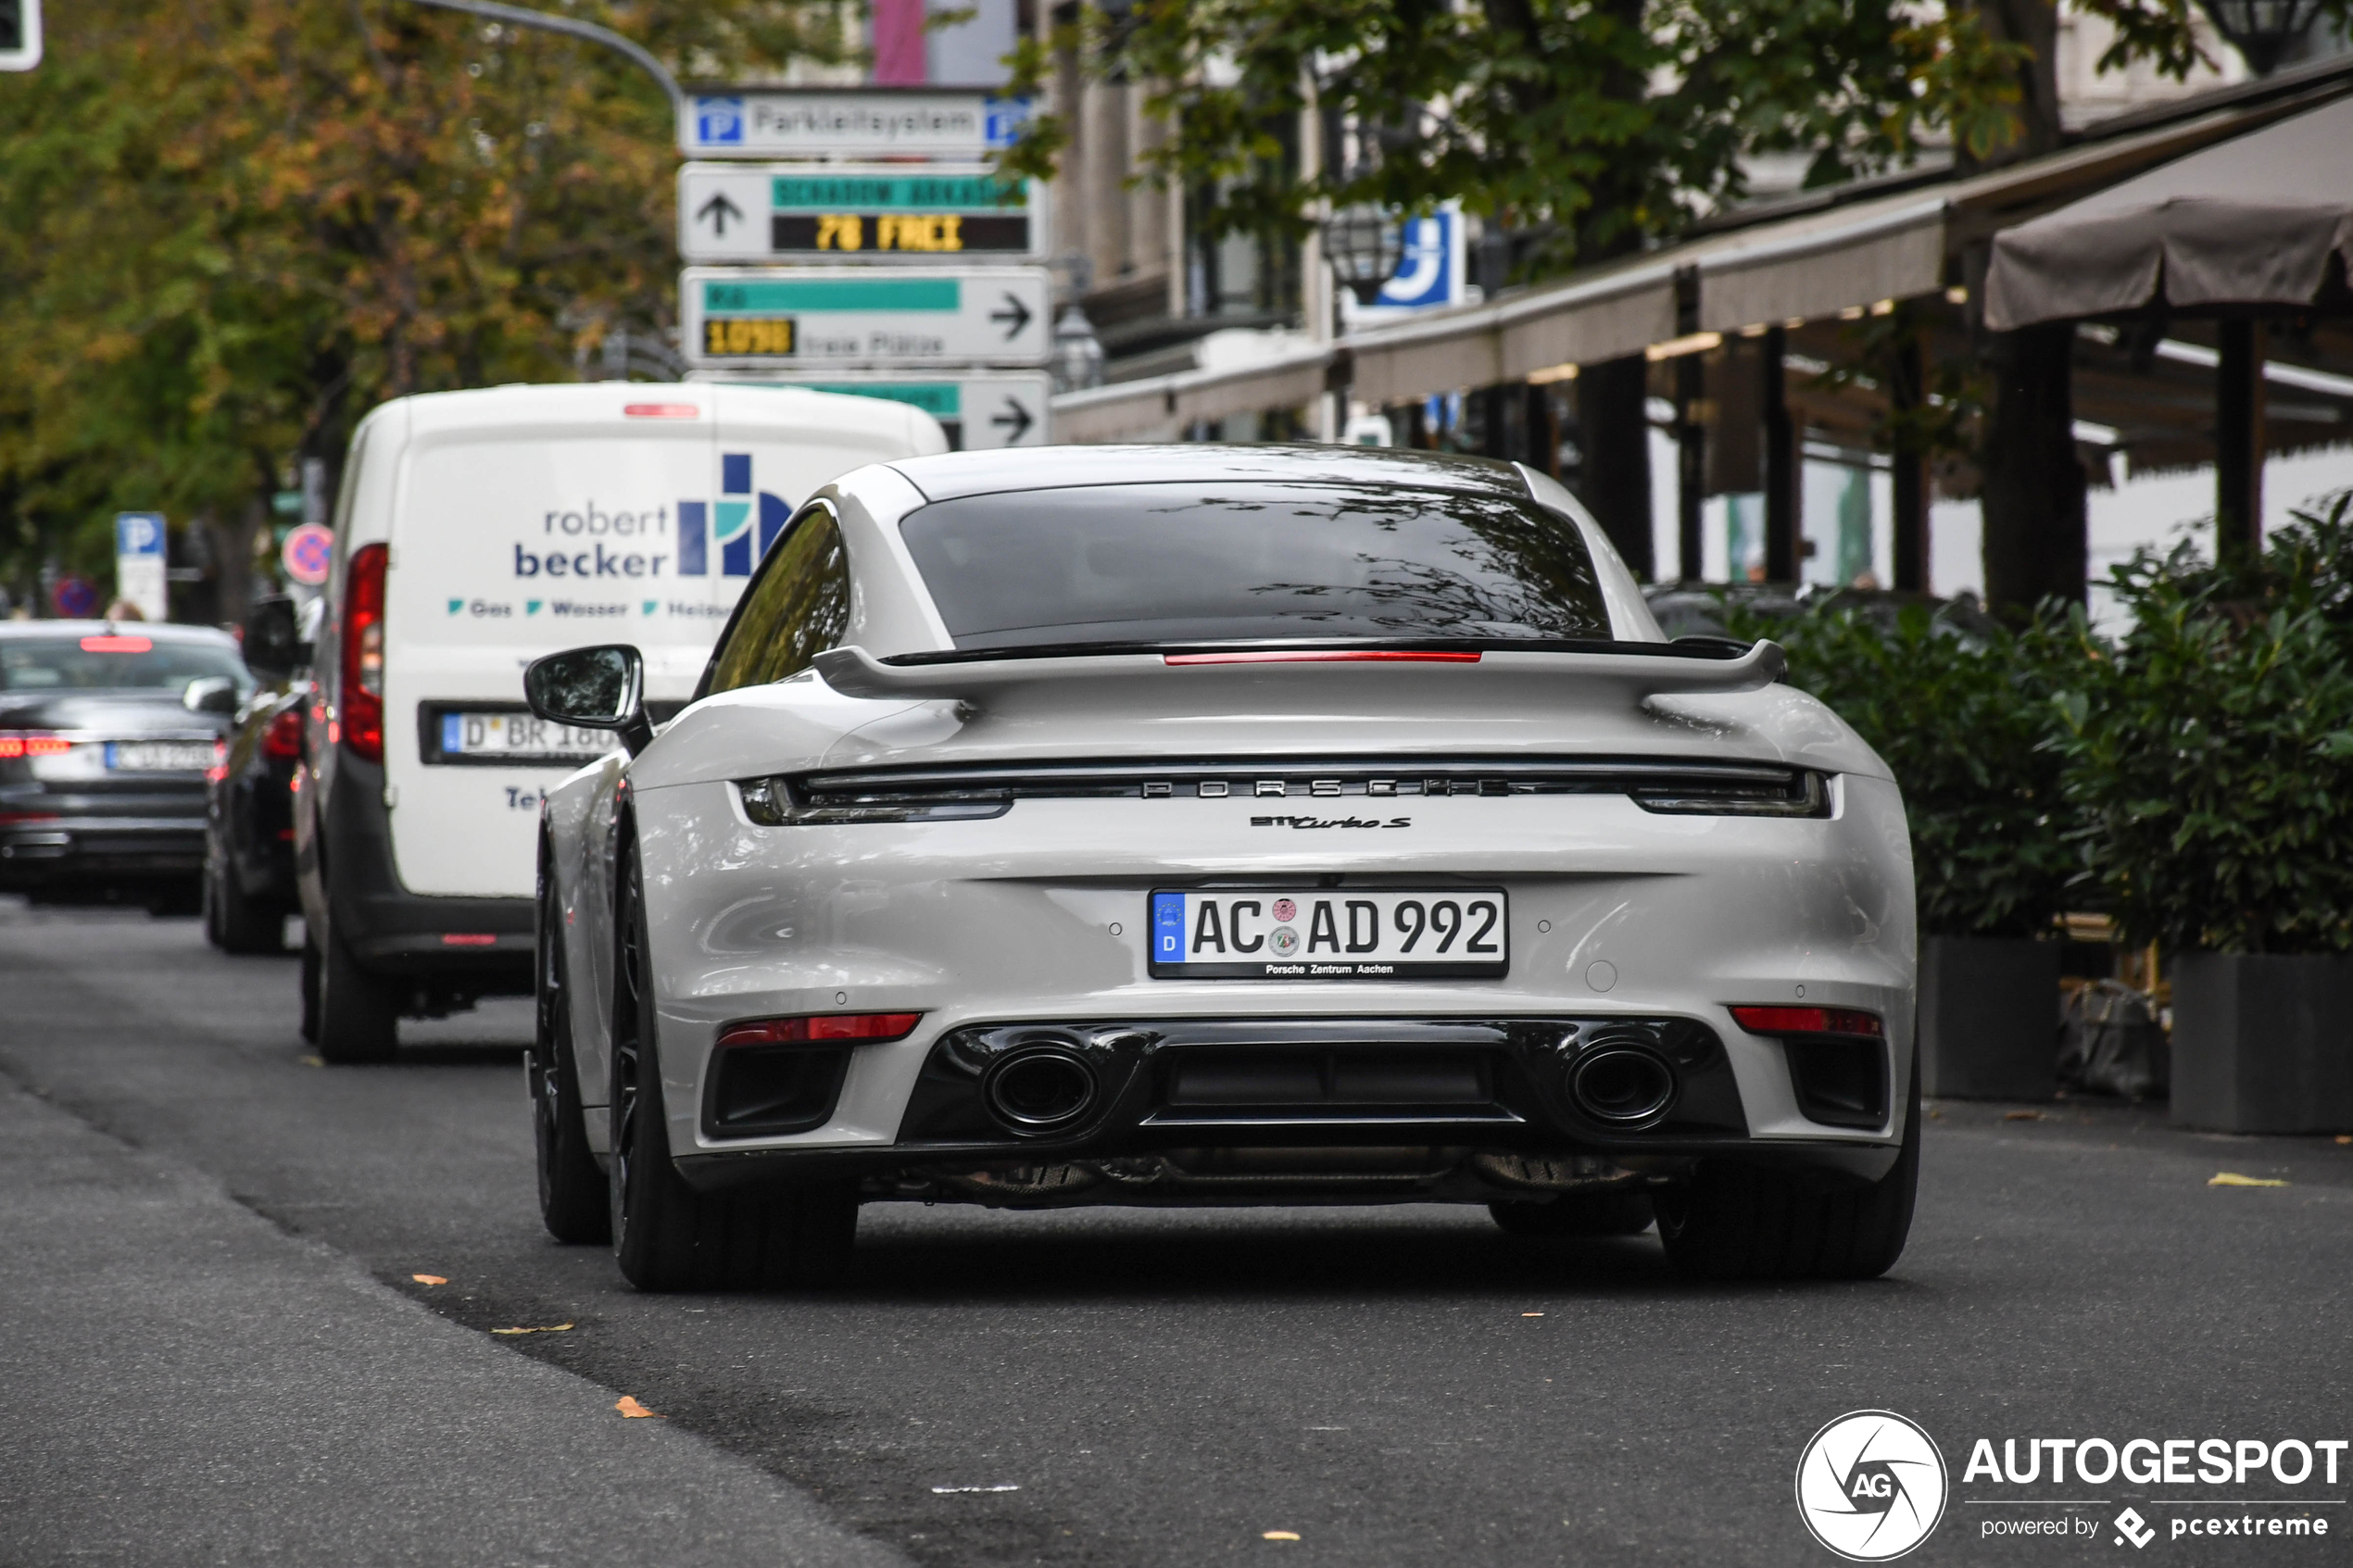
342,543 -> 387,763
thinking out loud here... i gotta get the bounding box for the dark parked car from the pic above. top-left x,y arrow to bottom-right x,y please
204,595 -> 320,949
0,621 -> 252,907
203,596 -> 318,952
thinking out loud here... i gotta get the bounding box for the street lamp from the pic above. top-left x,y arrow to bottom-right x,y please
1051,305 -> 1105,394
2195,0 -> 2326,74
1321,204 -> 1404,305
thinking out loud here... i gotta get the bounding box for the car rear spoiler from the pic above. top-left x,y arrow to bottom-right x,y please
810,640 -> 1787,706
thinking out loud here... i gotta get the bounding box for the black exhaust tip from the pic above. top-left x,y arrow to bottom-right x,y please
982,1047 -> 1099,1135
1567,1046 -> 1678,1129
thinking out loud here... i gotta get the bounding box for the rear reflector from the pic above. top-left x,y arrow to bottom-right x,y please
81,635 -> 153,653
1730,1005 -> 1883,1037
440,934 -> 498,947
1164,650 -> 1482,666
717,1011 -> 923,1048
623,403 -> 700,419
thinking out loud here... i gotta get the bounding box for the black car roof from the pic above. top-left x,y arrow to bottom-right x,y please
886,444 -> 1536,504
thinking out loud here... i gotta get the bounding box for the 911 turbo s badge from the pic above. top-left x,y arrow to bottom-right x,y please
1250,815 -> 1412,830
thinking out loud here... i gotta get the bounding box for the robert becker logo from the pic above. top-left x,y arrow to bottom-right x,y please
1796,1410 -> 1949,1562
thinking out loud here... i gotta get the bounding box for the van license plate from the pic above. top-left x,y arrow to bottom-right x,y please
106,740 -> 216,772
1149,889 -> 1508,980
438,711 -> 613,763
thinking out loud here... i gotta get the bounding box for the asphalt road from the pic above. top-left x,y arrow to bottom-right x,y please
2,897 -> 2347,1568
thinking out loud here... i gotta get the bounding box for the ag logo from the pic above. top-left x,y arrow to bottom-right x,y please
1795,1410 -> 1947,1561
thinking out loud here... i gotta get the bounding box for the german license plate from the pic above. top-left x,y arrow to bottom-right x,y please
438,710 -> 613,763
1149,888 -> 1508,981
106,740 -> 216,772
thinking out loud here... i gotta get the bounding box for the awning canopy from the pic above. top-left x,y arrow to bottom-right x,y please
1050,64 -> 2353,439
1984,95 -> 2353,332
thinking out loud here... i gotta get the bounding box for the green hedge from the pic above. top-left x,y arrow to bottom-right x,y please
2057,494 -> 2353,956
1736,493 -> 2353,955
1730,598 -> 2080,939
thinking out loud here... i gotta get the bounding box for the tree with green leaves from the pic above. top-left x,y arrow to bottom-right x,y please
1008,0 -> 2246,582
0,0 -> 846,619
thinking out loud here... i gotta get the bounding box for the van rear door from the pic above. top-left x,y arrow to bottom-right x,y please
383,411 -> 723,899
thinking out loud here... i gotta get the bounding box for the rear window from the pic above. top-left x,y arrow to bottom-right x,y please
0,634 -> 252,694
898,482 -> 1613,650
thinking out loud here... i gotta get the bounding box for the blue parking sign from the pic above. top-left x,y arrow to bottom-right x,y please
982,96 -> 1032,149
114,512 -> 165,558
1378,212 -> 1458,310
695,96 -> 744,145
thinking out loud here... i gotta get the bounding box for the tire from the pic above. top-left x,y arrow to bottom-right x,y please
1490,1188 -> 1655,1237
313,919 -> 398,1064
201,860 -> 228,949
608,840 -> 856,1291
299,935 -> 321,1044
532,848 -> 610,1244
1655,1050 -> 1921,1282
213,859 -> 286,955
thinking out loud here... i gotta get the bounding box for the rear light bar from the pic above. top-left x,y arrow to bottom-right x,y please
623,403 -> 700,418
81,634 -> 154,653
1730,1006 -> 1883,1037
341,542 -> 388,763
1164,649 -> 1482,666
740,758 -> 1830,821
717,1012 -> 923,1048
439,934 -> 498,947
0,734 -> 73,759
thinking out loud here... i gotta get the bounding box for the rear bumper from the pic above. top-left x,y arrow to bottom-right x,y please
0,816 -> 205,885
673,1010 -> 1906,1201
310,750 -> 533,988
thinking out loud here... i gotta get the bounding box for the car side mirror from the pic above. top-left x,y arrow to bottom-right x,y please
183,675 -> 242,717
243,596 -> 302,682
524,644 -> 654,756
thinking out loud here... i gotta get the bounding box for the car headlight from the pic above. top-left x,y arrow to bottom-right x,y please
737,776 -> 1012,826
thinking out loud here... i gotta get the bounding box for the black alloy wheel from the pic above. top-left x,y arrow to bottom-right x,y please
532,846 -> 610,1244
1653,1047 -> 1922,1281
608,836 -> 857,1292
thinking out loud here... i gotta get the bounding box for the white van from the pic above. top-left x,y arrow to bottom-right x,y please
296,383 -> 946,1060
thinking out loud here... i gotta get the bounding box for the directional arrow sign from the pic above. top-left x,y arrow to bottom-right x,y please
677,163 -> 1047,265
680,89 -> 1031,159
695,189 -> 745,238
688,370 -> 1054,449
683,267 -> 1053,370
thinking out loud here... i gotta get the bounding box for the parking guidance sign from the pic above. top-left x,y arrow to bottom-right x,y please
679,164 -> 1045,265
680,90 -> 1031,159
683,267 -> 1052,370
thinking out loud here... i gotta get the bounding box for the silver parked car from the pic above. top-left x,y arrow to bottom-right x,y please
527,445 -> 1919,1290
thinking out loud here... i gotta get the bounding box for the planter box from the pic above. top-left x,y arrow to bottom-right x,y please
2171,952 -> 2353,1134
1919,935 -> 2060,1100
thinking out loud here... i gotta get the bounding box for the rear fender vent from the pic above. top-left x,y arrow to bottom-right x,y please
1783,1037 -> 1891,1129
703,1046 -> 851,1137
